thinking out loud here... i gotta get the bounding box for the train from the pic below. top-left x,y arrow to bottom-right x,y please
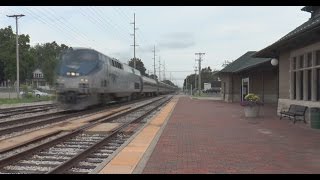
55,48 -> 176,110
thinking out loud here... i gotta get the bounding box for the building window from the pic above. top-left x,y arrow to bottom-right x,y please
291,51 -> 320,102
307,52 -> 312,67
317,50 -> 320,66
299,55 -> 304,69
293,57 -> 296,70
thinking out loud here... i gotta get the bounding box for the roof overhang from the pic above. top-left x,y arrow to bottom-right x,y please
254,21 -> 320,58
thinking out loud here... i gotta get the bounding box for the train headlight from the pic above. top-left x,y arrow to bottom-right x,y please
71,72 -> 76,76
67,72 -> 71,76
84,79 -> 88,82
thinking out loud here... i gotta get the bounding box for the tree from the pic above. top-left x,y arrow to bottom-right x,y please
31,41 -> 71,85
162,79 -> 177,87
183,66 -> 220,90
0,26 -> 31,84
149,74 -> 158,80
128,58 -> 146,76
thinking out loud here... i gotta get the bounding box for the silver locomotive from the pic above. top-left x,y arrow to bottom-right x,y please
55,48 -> 175,110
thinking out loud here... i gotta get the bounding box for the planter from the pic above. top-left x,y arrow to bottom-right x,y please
244,106 -> 260,118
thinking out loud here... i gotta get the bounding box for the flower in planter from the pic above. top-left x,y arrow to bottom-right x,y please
240,93 -> 264,106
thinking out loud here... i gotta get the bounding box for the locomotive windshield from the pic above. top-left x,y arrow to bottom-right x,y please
57,49 -> 100,76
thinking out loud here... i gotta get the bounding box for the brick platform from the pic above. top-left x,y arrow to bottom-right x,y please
142,96 -> 320,174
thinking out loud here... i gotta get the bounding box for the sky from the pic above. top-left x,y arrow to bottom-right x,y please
0,6 -> 311,87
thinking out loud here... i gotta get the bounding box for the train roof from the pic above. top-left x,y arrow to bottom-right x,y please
70,47 -> 143,75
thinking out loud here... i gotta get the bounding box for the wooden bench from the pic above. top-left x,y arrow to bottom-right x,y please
280,105 -> 308,124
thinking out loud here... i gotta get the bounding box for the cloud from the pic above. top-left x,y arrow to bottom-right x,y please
158,41 -> 195,49
158,32 -> 195,49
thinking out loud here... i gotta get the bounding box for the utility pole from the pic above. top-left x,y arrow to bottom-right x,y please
194,66 -> 198,91
158,56 -> 161,81
163,59 -> 166,81
131,13 -> 138,69
195,52 -> 205,96
7,14 -> 25,99
152,45 -> 156,80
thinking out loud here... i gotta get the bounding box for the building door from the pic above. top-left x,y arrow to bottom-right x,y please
242,77 -> 249,101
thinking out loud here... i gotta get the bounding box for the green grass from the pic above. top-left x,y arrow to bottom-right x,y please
0,96 -> 56,105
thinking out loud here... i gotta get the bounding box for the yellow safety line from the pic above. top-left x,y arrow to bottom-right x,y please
98,97 -> 179,174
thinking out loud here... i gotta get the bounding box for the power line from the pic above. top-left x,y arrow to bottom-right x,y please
42,7 -> 97,46
22,7 -> 87,47
94,7 -> 131,40
35,7 -> 93,46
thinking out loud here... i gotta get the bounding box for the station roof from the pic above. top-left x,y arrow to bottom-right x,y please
219,51 -> 272,73
254,6 -> 320,58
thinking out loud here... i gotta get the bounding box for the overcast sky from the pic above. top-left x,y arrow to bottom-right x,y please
0,6 -> 311,87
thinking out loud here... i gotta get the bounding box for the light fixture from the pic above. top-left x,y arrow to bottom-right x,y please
271,58 -> 278,66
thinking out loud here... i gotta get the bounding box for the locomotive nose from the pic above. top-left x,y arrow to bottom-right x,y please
66,91 -> 77,103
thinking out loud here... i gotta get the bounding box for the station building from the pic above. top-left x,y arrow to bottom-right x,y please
218,6 -> 320,122
218,51 -> 278,104
254,6 -> 320,119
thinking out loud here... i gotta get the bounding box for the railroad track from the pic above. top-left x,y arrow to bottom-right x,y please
0,104 -> 56,119
0,96 -> 158,140
0,95 -> 172,174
